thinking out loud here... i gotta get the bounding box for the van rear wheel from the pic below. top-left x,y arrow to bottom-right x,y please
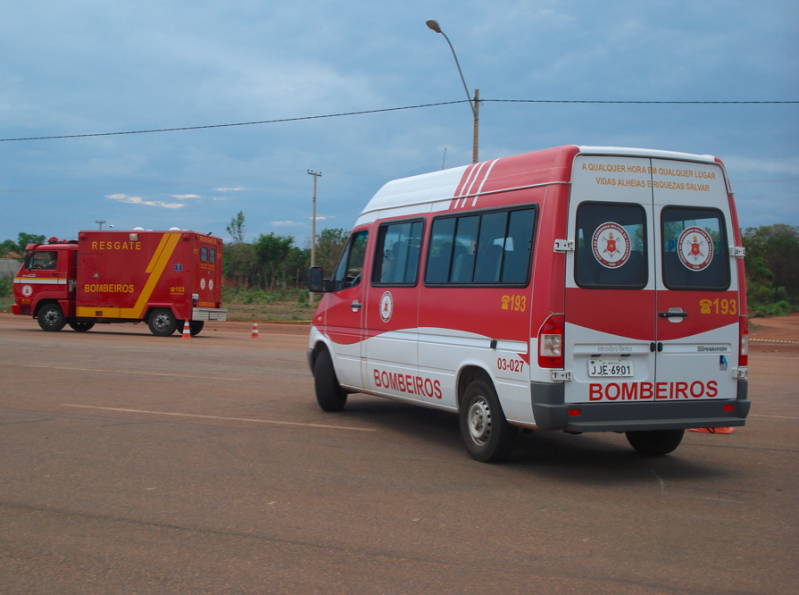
38,304 -> 66,332
460,379 -> 518,462
626,429 -> 684,456
314,349 -> 348,412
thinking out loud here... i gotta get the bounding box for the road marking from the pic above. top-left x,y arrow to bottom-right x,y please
23,364 -> 242,382
62,404 -> 375,432
750,338 -> 799,345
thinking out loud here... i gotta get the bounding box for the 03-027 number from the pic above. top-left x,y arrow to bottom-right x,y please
497,358 -> 525,372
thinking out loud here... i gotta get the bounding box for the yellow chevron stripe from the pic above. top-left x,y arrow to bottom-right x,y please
145,233 -> 171,274
120,232 -> 182,319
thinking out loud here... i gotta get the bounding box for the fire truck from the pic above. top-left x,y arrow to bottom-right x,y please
12,229 -> 227,336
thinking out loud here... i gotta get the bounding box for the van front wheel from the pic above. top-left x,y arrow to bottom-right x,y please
460,380 -> 518,462
314,349 -> 348,412
626,429 -> 684,456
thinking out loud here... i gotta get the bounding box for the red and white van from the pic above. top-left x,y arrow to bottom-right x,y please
308,145 -> 750,461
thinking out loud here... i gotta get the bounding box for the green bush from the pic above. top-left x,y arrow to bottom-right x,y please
0,277 -> 12,298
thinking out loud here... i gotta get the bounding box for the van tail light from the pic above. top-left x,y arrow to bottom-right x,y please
739,316 -> 749,367
538,314 -> 564,369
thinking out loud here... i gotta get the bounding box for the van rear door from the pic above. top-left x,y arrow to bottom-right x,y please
564,153 -> 740,407
564,155 -> 657,404
652,160 -> 740,401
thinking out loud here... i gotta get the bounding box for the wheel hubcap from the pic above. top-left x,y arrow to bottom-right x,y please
468,398 -> 492,445
45,311 -> 58,325
154,315 -> 169,330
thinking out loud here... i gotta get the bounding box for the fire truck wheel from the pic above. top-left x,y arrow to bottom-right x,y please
68,321 -> 95,332
625,429 -> 685,456
314,348 -> 348,412
189,321 -> 204,336
460,379 -> 518,463
37,304 -> 66,332
148,308 -> 177,336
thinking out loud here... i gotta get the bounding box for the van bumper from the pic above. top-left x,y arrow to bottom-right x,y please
531,379 -> 750,433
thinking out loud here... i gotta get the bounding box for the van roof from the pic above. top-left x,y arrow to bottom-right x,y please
360,145 -> 721,218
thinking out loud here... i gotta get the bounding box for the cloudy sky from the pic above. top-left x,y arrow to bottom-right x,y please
1,0 -> 796,246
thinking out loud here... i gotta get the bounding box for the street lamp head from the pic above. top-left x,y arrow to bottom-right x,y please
425,19 -> 442,33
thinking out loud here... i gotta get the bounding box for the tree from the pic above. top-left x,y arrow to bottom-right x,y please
284,246 -> 311,289
17,232 -> 46,250
743,225 -> 799,298
254,233 -> 294,290
223,241 -> 258,287
226,211 -> 246,243
315,228 -> 349,275
0,239 -> 18,257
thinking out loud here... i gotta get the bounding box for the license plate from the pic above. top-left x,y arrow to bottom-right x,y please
588,359 -> 634,377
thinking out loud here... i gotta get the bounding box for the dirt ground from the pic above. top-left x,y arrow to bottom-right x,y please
749,312 -> 799,354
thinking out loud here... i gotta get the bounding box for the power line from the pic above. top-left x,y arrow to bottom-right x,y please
1,98 -> 796,142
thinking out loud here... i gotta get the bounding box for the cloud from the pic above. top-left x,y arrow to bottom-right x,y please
214,187 -> 245,192
723,156 -> 799,177
106,194 -> 184,209
170,194 -> 201,199
212,196 -> 231,201
272,220 -> 305,227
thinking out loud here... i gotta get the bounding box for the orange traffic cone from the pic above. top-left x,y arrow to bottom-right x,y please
251,321 -> 259,338
182,320 -> 191,339
690,427 -> 734,434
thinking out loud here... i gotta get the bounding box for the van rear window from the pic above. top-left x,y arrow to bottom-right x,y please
661,207 -> 729,290
575,202 -> 647,289
425,207 -> 536,285
371,220 -> 423,285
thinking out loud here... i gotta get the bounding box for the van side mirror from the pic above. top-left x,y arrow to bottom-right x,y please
308,267 -> 329,293
23,253 -> 31,269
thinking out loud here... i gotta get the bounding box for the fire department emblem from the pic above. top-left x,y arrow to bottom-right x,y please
200,278 -> 206,290
380,291 -> 393,323
677,226 -> 713,271
209,280 -> 214,290
592,222 -> 631,269
22,284 -> 33,297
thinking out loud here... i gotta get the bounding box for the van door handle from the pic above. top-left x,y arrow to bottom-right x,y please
658,311 -> 688,318
351,301 -> 363,310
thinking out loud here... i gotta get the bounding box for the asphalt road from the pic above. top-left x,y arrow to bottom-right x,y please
0,316 -> 796,594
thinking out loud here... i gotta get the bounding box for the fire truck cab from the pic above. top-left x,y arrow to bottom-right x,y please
13,230 -> 227,336
307,145 -> 751,462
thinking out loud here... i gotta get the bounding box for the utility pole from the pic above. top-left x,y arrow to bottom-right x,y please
307,170 -> 322,306
95,220 -> 106,230
472,89 -> 479,164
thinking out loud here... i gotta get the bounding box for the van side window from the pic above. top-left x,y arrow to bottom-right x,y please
425,207 -> 536,285
575,202 -> 647,288
210,248 -> 216,264
30,251 -> 58,270
372,220 -> 423,285
332,230 -> 369,290
661,207 -> 729,290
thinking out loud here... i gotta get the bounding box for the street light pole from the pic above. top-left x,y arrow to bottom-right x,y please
307,170 -> 322,306
95,220 -> 106,230
426,19 -> 479,164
